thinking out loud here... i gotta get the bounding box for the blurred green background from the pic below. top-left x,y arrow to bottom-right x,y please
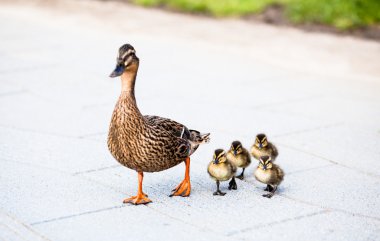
132,0 -> 380,30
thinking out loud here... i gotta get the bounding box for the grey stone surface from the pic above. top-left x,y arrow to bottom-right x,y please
0,0 -> 380,240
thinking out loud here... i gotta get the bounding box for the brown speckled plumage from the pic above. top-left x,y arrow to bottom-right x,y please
107,45 -> 209,174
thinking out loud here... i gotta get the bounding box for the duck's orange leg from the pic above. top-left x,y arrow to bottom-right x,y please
170,157 -> 191,197
123,172 -> 152,205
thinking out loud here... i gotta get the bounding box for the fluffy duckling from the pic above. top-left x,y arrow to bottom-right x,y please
254,156 -> 284,198
226,141 -> 251,180
251,134 -> 278,161
207,149 -> 237,196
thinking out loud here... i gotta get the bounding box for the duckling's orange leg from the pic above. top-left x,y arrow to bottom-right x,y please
170,157 -> 191,197
123,172 -> 152,205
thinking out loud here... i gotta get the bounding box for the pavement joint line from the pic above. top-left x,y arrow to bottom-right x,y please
0,158 -> 71,175
0,209 -> 51,241
0,158 -> 129,199
81,101 -> 114,110
28,173 -> 220,235
30,205 -> 125,226
28,91 -> 71,106
3,134 -> 376,223
241,178 -> 380,222
226,210 -> 330,236
77,169 -> 238,234
212,121 -> 342,142
1,158 -> 123,180
272,121 -> 344,138
78,131 -> 107,139
0,89 -> 27,98
0,223 -> 27,241
144,205 -> 222,236
0,124 -> 108,143
282,66 -> 380,85
276,142 -> 380,180
285,163 -> 335,175
72,164 -> 121,176
0,64 -> 59,75
4,153 -> 378,232
0,124 -> 79,139
251,95 -> 324,110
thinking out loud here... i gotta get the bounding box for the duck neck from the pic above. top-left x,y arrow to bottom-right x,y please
121,64 -> 139,94
118,64 -> 143,119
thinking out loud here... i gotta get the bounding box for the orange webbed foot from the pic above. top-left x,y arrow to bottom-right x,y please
170,179 -> 191,197
123,193 -> 152,205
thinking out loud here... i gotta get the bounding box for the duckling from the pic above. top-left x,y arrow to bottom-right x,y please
108,44 -> 210,205
207,149 -> 237,195
254,156 -> 284,198
226,141 -> 251,180
251,134 -> 278,161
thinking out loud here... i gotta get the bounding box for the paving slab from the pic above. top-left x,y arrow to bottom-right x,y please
0,0 -> 380,241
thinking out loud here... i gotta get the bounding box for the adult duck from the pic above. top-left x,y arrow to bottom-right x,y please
108,44 -> 210,205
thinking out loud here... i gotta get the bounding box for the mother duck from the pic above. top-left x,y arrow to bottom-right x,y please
108,44 -> 210,205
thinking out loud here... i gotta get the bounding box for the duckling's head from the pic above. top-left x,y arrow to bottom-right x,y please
230,141 -> 243,156
258,156 -> 273,170
110,44 -> 139,78
212,149 -> 227,164
255,134 -> 268,149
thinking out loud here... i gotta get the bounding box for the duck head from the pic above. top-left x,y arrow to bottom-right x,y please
255,133 -> 268,149
213,149 -> 227,164
259,155 -> 273,170
230,140 -> 243,156
110,43 -> 139,78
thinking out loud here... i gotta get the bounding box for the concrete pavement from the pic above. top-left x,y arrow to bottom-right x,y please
0,0 -> 380,240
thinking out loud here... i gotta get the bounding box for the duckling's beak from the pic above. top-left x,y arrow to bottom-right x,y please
233,150 -> 237,156
258,144 -> 263,149
109,64 -> 125,78
213,159 -> 219,165
262,165 -> 267,170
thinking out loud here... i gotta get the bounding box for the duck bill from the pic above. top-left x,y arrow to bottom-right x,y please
109,64 -> 125,78
213,159 -> 219,165
233,150 -> 237,156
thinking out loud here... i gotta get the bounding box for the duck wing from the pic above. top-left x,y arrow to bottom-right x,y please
144,115 -> 210,157
144,115 -> 191,139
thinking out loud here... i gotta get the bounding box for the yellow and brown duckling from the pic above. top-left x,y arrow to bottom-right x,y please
254,156 -> 284,198
207,149 -> 237,195
226,141 -> 251,180
251,134 -> 278,161
108,44 -> 210,205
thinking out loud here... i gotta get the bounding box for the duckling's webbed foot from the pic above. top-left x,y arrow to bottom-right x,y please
228,177 -> 237,190
213,180 -> 226,196
236,168 -> 245,180
263,185 -> 277,198
213,190 -> 226,196
262,193 -> 274,198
